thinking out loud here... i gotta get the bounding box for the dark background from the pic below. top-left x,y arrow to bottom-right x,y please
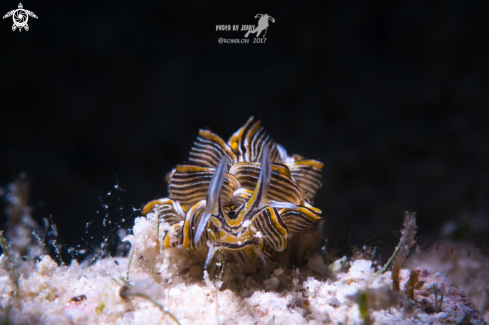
1,0 -> 488,261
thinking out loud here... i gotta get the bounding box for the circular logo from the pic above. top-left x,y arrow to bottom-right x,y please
13,9 -> 28,28
3,3 -> 38,32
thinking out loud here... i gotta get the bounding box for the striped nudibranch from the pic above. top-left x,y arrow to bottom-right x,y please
143,117 -> 324,268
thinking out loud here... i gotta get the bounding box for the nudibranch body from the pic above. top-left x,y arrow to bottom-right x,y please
143,117 -> 324,268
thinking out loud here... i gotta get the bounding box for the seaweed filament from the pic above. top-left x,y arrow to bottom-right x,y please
371,211 -> 417,290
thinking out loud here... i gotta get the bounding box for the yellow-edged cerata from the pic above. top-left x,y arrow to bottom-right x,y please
142,117 -> 324,268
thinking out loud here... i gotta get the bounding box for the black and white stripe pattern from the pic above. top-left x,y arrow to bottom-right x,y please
163,223 -> 184,248
252,207 -> 288,252
182,200 -> 209,251
279,206 -> 322,235
189,129 -> 237,169
261,244 -> 277,261
143,116 -> 325,267
234,117 -> 282,163
232,188 -> 253,207
141,198 -> 185,225
287,159 -> 323,202
169,165 -> 239,208
230,162 -> 303,205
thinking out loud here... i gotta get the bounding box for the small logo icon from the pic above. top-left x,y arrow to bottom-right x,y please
3,3 -> 38,32
245,14 -> 275,38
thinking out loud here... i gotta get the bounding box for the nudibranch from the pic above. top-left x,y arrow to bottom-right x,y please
143,117 -> 324,268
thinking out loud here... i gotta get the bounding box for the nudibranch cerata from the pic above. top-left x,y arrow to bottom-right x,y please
142,117 -> 324,269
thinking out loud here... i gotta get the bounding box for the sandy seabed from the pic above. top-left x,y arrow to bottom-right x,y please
0,212 -> 486,325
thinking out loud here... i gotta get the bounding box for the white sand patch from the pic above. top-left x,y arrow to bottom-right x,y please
0,214 -> 486,324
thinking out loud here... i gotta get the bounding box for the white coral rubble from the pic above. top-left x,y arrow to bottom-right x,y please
0,214 -> 485,324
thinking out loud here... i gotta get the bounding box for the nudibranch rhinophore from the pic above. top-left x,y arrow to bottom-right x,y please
143,117 -> 324,268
